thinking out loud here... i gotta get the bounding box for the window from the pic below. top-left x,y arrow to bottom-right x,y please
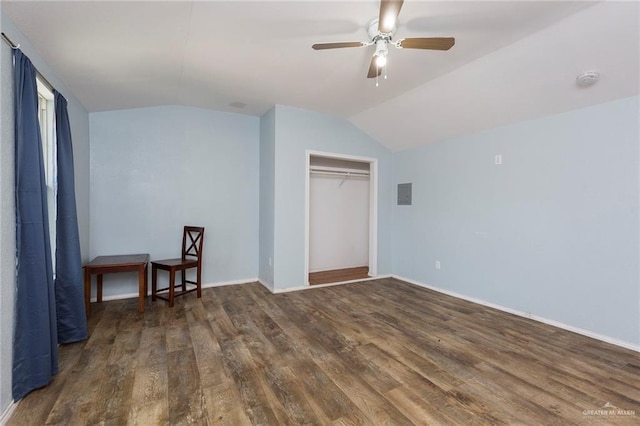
36,77 -> 56,265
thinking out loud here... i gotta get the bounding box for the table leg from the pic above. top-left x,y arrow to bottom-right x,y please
138,263 -> 145,313
84,268 -> 91,318
97,274 -> 103,303
144,262 -> 149,296
152,265 -> 157,301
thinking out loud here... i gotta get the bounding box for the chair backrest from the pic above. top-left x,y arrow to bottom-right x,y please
182,226 -> 205,264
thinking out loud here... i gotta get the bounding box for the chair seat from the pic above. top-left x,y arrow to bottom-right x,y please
151,258 -> 198,268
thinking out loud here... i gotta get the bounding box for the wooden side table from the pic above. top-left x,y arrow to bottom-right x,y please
83,254 -> 150,316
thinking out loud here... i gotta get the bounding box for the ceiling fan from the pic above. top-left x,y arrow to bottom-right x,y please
312,0 -> 455,81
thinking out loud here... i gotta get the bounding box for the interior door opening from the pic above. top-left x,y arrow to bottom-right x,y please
305,152 -> 378,286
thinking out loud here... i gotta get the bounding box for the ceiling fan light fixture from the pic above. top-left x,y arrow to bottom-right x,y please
375,53 -> 387,68
381,16 -> 395,32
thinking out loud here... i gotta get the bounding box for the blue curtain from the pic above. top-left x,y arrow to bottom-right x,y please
54,91 -> 88,344
12,49 -> 58,401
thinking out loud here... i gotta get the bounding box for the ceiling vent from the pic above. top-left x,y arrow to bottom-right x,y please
228,101 -> 247,109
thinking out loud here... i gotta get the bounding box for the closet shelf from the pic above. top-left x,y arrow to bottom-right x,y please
309,166 -> 370,178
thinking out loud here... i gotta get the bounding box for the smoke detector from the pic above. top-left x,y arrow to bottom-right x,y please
576,71 -> 599,87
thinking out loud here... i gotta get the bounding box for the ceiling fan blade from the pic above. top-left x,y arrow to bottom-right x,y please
312,42 -> 366,50
367,56 -> 382,79
378,0 -> 404,33
397,37 -> 455,50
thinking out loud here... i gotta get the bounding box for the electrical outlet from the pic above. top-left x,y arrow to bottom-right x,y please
495,154 -> 502,165
435,260 -> 441,270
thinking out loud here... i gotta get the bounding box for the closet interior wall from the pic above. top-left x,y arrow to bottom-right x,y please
308,156 -> 370,274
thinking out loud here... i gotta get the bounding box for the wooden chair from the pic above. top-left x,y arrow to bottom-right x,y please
151,226 -> 205,307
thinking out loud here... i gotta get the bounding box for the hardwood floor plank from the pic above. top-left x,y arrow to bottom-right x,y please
130,361 -> 168,407
189,320 -> 229,388
330,409 -> 371,426
107,327 -> 141,366
165,321 -> 192,353
43,347 -> 111,424
88,363 -> 136,424
127,399 -> 169,425
355,343 -> 446,390
384,385 -> 464,425
471,362 -> 583,424
285,359 -> 358,421
309,266 -> 370,285
166,348 -> 207,424
216,339 -> 284,425
314,351 -> 415,425
136,326 -> 167,367
202,382 -> 252,425
263,365 -> 326,424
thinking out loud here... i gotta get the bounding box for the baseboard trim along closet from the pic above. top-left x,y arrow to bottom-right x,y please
261,275 -> 392,294
393,275 -> 640,353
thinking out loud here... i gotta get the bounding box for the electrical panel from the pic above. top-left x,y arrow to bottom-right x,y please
397,183 -> 412,205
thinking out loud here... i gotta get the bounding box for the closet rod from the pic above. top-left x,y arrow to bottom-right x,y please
310,170 -> 369,178
310,165 -> 369,175
2,32 -> 56,93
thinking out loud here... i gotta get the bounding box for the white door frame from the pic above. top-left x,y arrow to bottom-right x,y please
304,150 -> 378,286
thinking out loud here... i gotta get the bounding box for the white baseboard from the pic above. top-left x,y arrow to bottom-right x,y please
393,275 -> 640,353
0,401 -> 17,425
90,278 -> 259,302
258,279 -> 274,293
203,278 -> 259,289
270,274 -> 392,294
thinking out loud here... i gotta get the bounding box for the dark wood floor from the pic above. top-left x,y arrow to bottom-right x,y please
309,266 -> 370,285
7,278 -> 640,425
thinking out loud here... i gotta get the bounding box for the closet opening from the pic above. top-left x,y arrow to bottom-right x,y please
304,151 -> 378,286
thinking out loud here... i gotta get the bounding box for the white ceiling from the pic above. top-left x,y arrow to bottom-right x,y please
3,1 -> 639,151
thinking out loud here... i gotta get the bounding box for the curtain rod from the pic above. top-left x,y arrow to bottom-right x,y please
1,32 -> 18,49
1,32 -> 56,93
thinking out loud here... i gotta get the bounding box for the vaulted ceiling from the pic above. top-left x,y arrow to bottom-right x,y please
3,1 -> 639,150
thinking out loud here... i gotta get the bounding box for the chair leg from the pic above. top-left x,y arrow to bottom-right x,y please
181,269 -> 186,292
196,265 -> 202,298
169,269 -> 175,308
151,265 -> 157,301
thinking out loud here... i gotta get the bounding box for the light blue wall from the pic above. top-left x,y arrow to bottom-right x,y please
0,12 -> 91,413
272,105 -> 393,290
259,108 -> 276,288
393,96 -> 640,345
89,106 -> 259,296
0,6 -> 14,416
